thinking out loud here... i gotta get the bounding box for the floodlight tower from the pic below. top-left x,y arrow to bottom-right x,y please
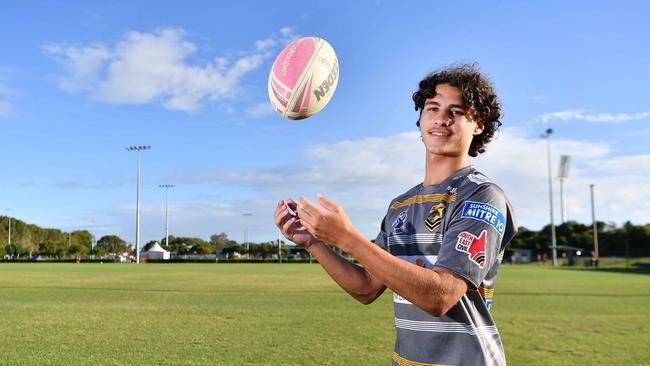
159,184 -> 175,248
126,145 -> 151,264
590,184 -> 599,266
540,129 -> 558,266
278,229 -> 282,264
558,155 -> 572,223
90,219 -> 96,249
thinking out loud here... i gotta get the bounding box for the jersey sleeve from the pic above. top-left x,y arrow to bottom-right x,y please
433,184 -> 511,289
373,214 -> 389,251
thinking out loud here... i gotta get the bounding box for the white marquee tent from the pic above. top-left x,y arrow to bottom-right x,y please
141,242 -> 170,260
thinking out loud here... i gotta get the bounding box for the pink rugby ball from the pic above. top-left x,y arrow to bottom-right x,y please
268,37 -> 339,120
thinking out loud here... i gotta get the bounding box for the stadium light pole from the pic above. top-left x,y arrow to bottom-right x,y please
159,184 -> 175,248
278,229 -> 282,264
590,184 -> 599,266
126,145 -> 151,264
90,219 -> 96,249
242,213 -> 252,258
540,129 -> 558,266
558,155 -> 571,224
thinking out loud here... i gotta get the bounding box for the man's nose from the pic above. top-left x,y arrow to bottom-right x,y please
434,114 -> 452,126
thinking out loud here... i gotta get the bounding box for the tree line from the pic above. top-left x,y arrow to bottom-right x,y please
0,216 -> 290,260
141,233 -> 291,259
510,220 -> 649,257
1,216 -> 648,260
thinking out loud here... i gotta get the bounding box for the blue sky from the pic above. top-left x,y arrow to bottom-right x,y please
1,1 -> 649,246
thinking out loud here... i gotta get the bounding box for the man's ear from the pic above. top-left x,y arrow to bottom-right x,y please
474,120 -> 484,135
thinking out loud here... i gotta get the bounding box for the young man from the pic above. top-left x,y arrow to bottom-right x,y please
274,64 -> 517,366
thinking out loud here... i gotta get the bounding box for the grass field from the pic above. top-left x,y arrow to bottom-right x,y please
1,263 -> 648,365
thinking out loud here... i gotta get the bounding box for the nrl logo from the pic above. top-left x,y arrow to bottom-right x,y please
392,210 -> 407,234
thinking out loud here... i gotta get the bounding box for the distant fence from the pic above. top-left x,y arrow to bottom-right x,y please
2,257 -> 648,268
0,258 -> 317,264
147,258 -> 317,264
0,258 -> 117,263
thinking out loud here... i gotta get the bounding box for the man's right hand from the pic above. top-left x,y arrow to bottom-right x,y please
275,199 -> 319,249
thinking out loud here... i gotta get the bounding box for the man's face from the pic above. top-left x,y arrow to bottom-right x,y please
418,83 -> 483,158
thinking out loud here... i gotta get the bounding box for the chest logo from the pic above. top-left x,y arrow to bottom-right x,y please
455,230 -> 488,268
425,203 -> 445,232
392,210 -> 408,234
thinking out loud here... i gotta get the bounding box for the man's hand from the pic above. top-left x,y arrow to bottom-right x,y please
275,199 -> 319,248
297,194 -> 359,251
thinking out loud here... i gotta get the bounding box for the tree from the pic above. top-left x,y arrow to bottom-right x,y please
5,243 -> 27,259
221,244 -> 245,259
92,246 -> 107,257
71,231 -> 93,251
68,243 -> 89,263
38,240 -> 59,257
168,236 -> 210,254
191,243 -> 214,255
210,232 -> 236,251
96,235 -> 128,254
250,242 -> 277,259
21,231 -> 37,258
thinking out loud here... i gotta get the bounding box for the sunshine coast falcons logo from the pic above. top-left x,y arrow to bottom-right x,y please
425,203 -> 445,232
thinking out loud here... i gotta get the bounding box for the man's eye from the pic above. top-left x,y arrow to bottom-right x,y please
451,110 -> 465,116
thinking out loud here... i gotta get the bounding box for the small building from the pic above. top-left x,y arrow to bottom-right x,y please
141,242 -> 170,260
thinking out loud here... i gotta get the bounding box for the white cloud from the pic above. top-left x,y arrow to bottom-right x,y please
246,102 -> 275,117
587,154 -> 650,175
44,43 -> 112,93
45,27 -> 297,112
528,109 -> 650,124
175,129 -> 649,239
623,128 -> 650,140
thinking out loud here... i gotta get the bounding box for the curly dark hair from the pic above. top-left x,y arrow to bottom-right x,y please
412,64 -> 502,157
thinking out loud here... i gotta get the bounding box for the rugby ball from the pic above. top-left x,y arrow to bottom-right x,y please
268,37 -> 339,120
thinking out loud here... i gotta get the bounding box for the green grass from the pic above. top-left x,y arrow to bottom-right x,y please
0,263 -> 648,365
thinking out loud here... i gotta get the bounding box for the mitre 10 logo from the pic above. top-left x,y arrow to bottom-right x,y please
455,230 -> 487,268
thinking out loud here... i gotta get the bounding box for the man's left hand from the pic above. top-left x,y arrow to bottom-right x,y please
297,194 -> 357,251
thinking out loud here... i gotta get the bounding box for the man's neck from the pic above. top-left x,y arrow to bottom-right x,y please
422,153 -> 470,186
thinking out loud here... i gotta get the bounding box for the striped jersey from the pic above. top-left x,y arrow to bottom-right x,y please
374,166 -> 517,366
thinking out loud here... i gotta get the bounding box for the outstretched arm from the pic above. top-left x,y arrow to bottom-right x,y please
275,200 -> 386,304
297,194 -> 469,317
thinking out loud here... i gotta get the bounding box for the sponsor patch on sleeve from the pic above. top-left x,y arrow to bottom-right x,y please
455,230 -> 487,268
461,201 -> 506,235
467,172 -> 491,185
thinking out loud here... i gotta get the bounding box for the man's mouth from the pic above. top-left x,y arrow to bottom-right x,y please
427,129 -> 450,137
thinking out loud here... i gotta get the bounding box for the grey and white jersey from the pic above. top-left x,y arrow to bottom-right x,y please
374,166 -> 517,366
